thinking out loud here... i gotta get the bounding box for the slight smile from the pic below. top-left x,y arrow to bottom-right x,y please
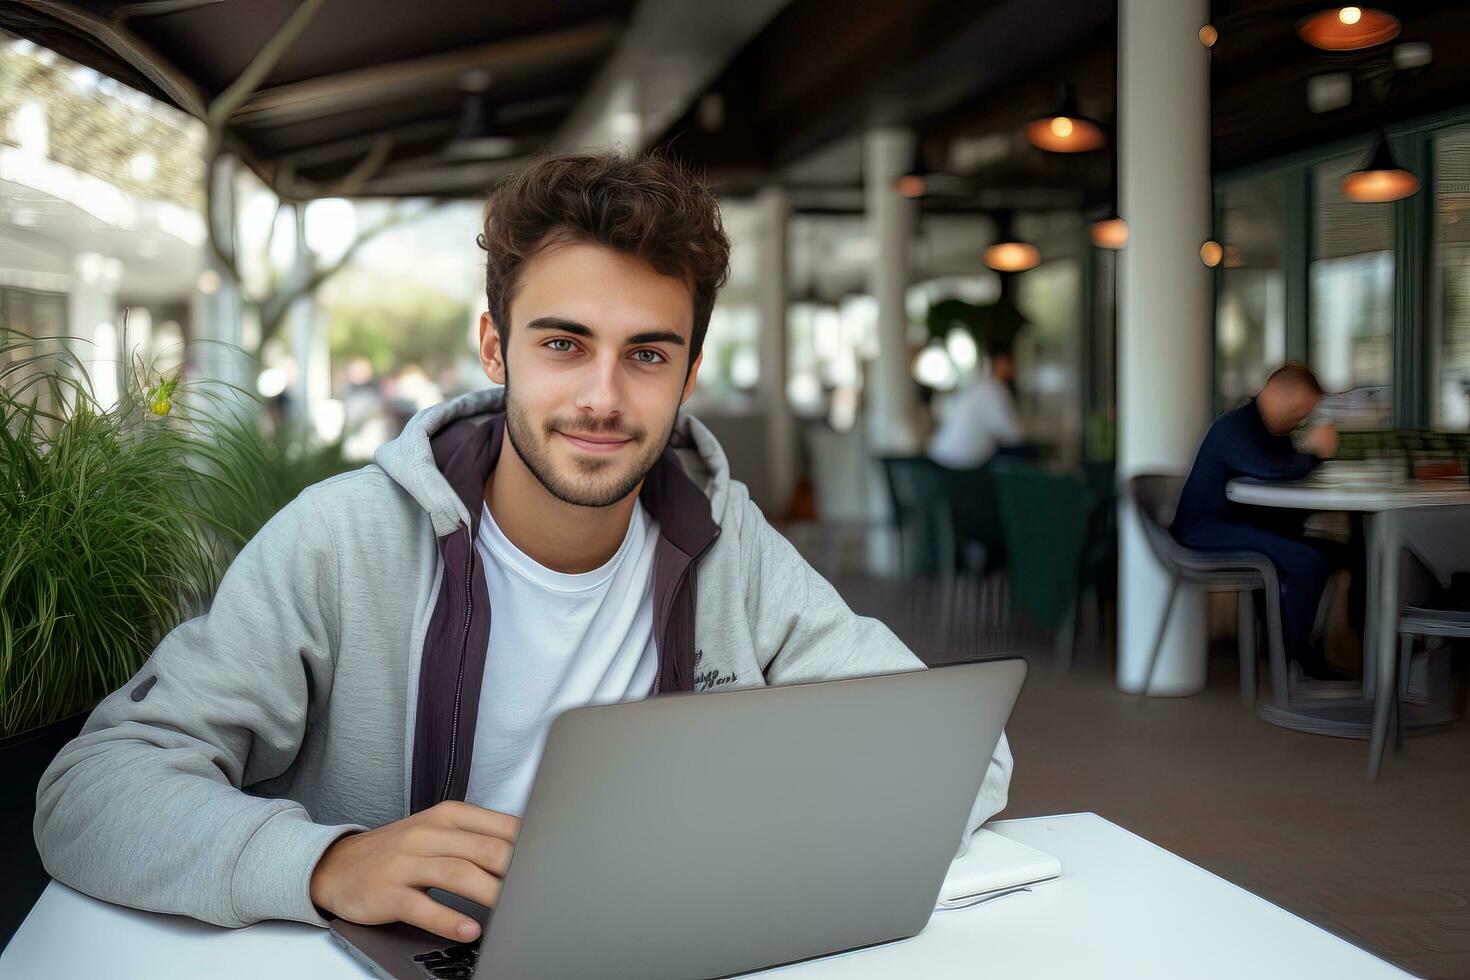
557,431 -> 633,453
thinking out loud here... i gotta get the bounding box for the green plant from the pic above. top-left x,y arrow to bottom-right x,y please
0,329 -> 351,737
926,295 -> 1029,354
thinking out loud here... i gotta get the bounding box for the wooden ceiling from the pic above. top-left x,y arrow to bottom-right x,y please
4,1 -> 1470,211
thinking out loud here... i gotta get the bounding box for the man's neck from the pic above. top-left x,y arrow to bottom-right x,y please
484,437 -> 641,574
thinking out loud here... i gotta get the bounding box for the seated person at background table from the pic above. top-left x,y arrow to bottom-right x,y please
927,349 -> 1023,469
33,152 -> 1012,946
1171,363 -> 1348,681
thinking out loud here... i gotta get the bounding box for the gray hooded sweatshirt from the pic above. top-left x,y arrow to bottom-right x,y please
34,387 -> 1012,931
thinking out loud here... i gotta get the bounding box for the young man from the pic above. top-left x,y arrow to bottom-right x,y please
926,348 -> 1023,470
1171,363 -> 1346,679
35,153 -> 1013,945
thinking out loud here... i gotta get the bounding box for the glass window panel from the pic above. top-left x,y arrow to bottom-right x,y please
1309,152 -> 1394,428
1216,177 -> 1286,410
1015,258 -> 1080,452
1434,125 -> 1470,430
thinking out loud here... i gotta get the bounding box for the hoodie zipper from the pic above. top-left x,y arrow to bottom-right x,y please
440,524 -> 474,802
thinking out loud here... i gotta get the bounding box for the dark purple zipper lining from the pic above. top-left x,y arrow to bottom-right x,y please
654,533 -> 719,693
440,526 -> 474,802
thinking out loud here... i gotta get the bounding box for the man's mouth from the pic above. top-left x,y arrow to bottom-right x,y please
556,430 -> 634,454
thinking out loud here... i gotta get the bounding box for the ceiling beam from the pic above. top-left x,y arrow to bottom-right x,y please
10,0 -> 208,117
109,0 -> 224,21
229,20 -> 620,129
265,119 -> 457,169
353,158 -> 525,197
552,0 -> 793,154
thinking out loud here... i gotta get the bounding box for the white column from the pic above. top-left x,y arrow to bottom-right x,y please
755,185 -> 797,517
863,127 -> 920,455
287,203 -> 319,434
190,154 -> 249,403
1117,0 -> 1214,694
69,252 -> 121,407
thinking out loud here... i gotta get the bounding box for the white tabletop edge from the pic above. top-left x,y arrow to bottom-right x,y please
2,811 -> 1414,980
990,812 -> 1409,977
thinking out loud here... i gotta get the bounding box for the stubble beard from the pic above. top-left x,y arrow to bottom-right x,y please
503,383 -> 675,508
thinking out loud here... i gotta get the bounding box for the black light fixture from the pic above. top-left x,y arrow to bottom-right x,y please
1026,83 -> 1107,154
1341,132 -> 1420,202
444,69 -> 517,160
1297,6 -> 1400,52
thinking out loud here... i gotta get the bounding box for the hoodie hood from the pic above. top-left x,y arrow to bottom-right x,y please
373,386 -> 736,538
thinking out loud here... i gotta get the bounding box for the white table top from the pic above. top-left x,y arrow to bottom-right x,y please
1228,462 -> 1470,512
0,813 -> 1405,980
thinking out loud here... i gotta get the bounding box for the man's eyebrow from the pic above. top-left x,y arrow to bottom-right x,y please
626,330 -> 686,347
526,316 -> 593,337
525,317 -> 686,347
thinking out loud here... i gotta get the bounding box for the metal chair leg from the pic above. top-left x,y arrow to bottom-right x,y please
1237,589 -> 1257,707
1367,632 -> 1403,782
1394,633 -> 1413,754
1055,593 -> 1079,672
1142,575 -> 1181,695
1261,576 -> 1290,708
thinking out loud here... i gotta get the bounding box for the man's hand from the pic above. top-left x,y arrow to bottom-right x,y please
1303,423 -> 1339,459
309,801 -> 520,942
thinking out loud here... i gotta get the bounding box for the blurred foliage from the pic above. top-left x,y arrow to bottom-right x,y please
926,295 -> 1029,354
1085,412 -> 1116,463
0,327 -> 350,737
0,44 -> 205,208
327,275 -> 472,377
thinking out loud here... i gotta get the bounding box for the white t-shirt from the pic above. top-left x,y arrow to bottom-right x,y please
926,376 -> 1023,469
464,499 -> 660,817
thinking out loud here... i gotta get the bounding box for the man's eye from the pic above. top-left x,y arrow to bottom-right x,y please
632,349 -> 665,364
547,339 -> 576,353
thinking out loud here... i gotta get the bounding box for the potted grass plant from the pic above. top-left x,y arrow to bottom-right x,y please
0,325 -> 350,940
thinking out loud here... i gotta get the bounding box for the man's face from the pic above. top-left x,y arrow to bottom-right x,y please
1259,380 -> 1320,434
479,239 -> 702,508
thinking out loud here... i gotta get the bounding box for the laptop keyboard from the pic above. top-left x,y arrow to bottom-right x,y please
412,940 -> 481,979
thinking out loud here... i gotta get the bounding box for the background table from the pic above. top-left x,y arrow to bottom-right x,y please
0,813 -> 1406,979
1226,465 -> 1470,738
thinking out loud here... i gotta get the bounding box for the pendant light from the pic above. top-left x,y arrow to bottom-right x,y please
1341,132 -> 1420,202
984,211 -> 1041,273
894,159 -> 969,199
1297,6 -> 1400,52
444,71 -> 517,161
1026,83 -> 1107,154
1090,215 -> 1129,249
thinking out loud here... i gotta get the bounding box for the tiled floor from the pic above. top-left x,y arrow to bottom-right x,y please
834,575 -> 1470,979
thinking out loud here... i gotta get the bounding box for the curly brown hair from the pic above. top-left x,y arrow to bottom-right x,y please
478,152 -> 731,364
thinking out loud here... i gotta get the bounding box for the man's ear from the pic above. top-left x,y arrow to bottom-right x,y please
480,312 -> 507,385
680,351 -> 703,405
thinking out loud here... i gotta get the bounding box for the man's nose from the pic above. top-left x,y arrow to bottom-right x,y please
575,356 -> 626,418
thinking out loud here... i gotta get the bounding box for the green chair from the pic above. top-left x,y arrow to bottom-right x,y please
878,456 -> 954,577
990,461 -> 1099,667
940,463 -> 1007,577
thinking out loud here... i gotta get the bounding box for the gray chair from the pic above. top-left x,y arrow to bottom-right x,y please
1368,542 -> 1470,781
1130,474 -> 1289,706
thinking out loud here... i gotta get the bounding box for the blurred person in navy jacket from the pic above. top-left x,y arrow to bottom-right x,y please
1172,364 -> 1350,681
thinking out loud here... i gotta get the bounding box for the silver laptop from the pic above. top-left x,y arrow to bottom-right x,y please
330,656 -> 1026,980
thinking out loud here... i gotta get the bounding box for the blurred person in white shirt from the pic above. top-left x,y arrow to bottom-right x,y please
926,349 -> 1022,469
